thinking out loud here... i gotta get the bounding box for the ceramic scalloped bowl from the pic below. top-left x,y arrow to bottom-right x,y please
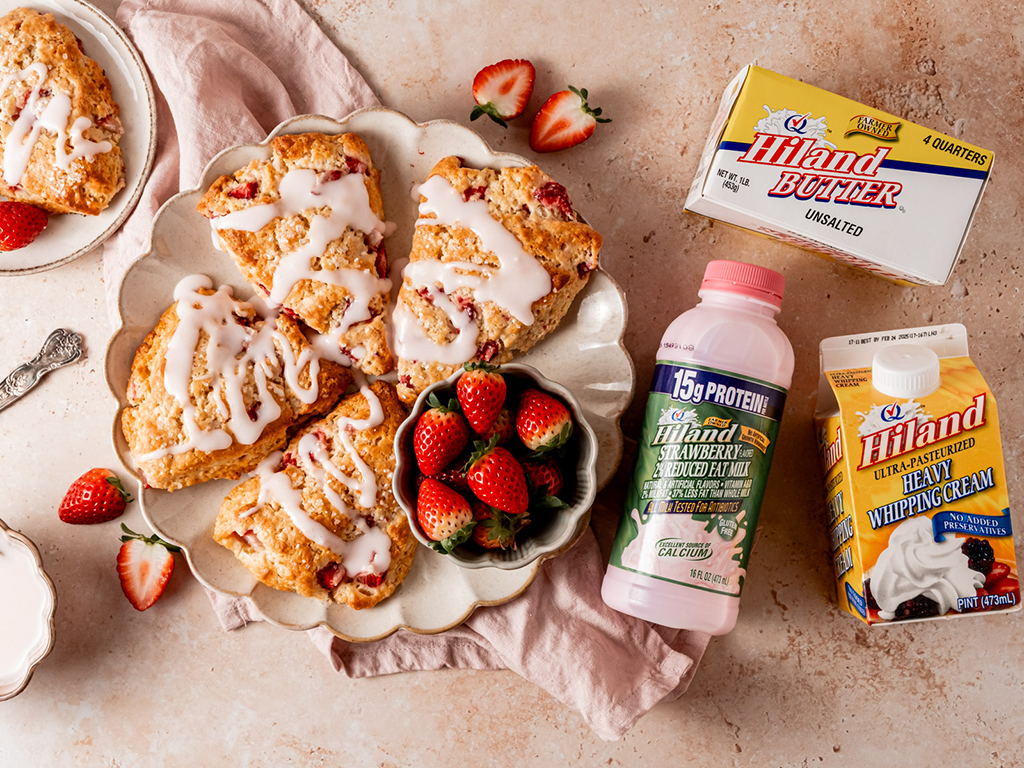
0,519 -> 57,701
104,109 -> 634,640
394,364 -> 599,569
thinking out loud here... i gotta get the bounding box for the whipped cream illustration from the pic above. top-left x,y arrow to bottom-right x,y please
869,516 -> 983,620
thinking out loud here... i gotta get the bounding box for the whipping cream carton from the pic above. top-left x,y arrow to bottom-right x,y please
815,324 -> 1018,625
686,66 -> 993,285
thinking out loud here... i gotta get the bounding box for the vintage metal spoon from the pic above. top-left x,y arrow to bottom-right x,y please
0,329 -> 83,413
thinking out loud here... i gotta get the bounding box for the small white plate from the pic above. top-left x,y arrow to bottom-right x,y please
0,0 -> 157,275
0,518 -> 57,701
104,109 -> 633,641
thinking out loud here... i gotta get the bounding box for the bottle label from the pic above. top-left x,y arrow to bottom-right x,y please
608,361 -> 787,596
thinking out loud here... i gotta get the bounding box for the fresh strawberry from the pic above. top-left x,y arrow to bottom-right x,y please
59,468 -> 133,524
116,524 -> 180,611
482,407 -> 516,445
413,393 -> 471,476
457,362 -> 506,434
529,86 -> 611,153
470,58 -> 535,128
465,437 -> 529,515
516,389 -> 574,453
471,501 -> 519,550
0,201 -> 47,251
522,458 -> 563,497
416,478 -> 476,553
434,460 -> 471,493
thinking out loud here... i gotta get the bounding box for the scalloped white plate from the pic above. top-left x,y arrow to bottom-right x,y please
104,109 -> 633,641
0,0 -> 157,275
0,518 -> 57,701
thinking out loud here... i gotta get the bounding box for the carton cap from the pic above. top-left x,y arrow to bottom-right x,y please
871,344 -> 941,398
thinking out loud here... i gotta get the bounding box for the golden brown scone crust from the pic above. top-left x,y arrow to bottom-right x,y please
395,157 -> 602,403
196,132 -> 394,376
0,8 -> 125,215
121,289 -> 352,492
214,382 -> 416,610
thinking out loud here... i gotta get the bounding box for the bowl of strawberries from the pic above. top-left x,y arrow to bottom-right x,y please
393,363 -> 598,569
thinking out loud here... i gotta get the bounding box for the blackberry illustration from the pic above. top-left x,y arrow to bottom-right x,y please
893,595 -> 940,621
864,579 -> 879,610
961,537 -> 994,575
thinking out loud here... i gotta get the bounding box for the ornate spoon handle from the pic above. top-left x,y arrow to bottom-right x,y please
0,329 -> 83,413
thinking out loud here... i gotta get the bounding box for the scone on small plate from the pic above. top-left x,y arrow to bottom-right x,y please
0,8 -> 125,215
214,381 -> 416,610
392,156 -> 602,404
196,132 -> 394,376
122,275 -> 352,492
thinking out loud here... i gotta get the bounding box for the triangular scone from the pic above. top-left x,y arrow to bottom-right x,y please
122,276 -> 352,492
196,132 -> 394,376
392,157 -> 602,404
0,9 -> 125,215
214,381 -> 416,610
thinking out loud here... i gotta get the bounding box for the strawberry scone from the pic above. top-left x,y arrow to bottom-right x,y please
0,8 -> 125,215
214,381 -> 416,610
197,132 -> 394,376
392,157 -> 602,404
122,275 -> 352,492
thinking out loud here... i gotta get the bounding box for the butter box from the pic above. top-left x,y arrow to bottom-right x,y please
814,324 -> 1019,626
685,66 -> 993,285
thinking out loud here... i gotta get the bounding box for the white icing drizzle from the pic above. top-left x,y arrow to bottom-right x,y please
393,174 -> 552,364
245,382 -> 392,577
210,168 -> 391,334
1,62 -> 113,185
137,275 -> 329,462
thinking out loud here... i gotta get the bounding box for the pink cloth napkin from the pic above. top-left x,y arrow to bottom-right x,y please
105,0 -> 709,740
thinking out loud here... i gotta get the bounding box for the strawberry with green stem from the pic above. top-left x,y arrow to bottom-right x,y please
516,389 -> 574,455
413,393 -> 470,476
471,501 -> 522,550
59,468 -> 133,525
470,59 -> 535,128
457,362 -> 506,434
465,435 -> 529,516
417,478 -> 476,554
117,524 -> 180,611
529,86 -> 611,153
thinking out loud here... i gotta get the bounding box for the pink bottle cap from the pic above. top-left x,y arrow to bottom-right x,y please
699,259 -> 785,309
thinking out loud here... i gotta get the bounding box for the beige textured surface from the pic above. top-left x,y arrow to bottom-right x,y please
1,0 -> 1022,765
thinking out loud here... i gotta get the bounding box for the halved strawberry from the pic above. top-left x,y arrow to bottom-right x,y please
413,393 -> 471,476
516,389 -> 574,453
470,58 -> 535,128
417,478 -> 476,553
529,86 -> 611,153
457,362 -> 506,434
465,437 -> 529,515
116,524 -> 180,611
0,201 -> 47,251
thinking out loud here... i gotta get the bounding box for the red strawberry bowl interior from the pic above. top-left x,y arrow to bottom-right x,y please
393,364 -> 598,570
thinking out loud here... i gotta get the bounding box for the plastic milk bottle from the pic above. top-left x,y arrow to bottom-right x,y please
602,259 -> 793,634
